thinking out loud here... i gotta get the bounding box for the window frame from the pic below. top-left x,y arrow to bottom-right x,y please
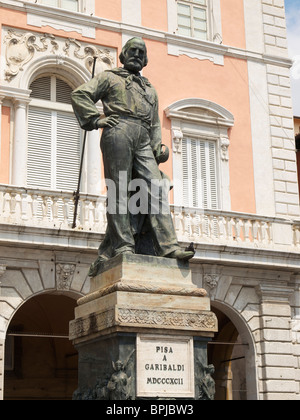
39,0 -> 80,12
27,74 -> 82,192
165,99 -> 234,212
181,134 -> 219,210
167,0 -> 223,44
177,0 -> 209,41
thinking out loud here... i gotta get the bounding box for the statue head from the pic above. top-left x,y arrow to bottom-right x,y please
119,37 -> 148,73
207,365 -> 215,375
114,360 -> 124,372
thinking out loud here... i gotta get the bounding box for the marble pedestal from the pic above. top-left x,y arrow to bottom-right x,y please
69,254 -> 218,400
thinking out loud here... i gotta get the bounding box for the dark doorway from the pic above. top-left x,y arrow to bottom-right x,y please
4,294 -> 78,400
208,307 -> 247,400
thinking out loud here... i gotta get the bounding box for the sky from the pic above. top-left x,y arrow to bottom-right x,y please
284,0 -> 300,115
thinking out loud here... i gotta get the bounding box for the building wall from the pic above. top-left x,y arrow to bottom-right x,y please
0,0 -> 300,400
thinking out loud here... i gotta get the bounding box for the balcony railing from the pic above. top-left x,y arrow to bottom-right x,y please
0,184 -> 299,250
0,184 -> 107,232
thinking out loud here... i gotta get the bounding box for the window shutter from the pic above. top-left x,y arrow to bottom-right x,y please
56,78 -> 73,105
56,112 -> 81,191
182,137 -> 218,210
28,76 -> 81,192
182,137 -> 191,207
27,107 -> 52,189
29,76 -> 51,101
208,141 -> 218,209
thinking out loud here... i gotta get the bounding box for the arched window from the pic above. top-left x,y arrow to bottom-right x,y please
27,75 -> 81,192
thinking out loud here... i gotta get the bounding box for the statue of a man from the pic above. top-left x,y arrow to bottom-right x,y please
72,37 -> 194,277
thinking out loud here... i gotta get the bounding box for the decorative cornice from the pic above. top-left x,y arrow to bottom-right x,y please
0,0 -> 293,68
256,283 -> 295,302
69,309 -> 115,340
117,308 -> 217,332
69,307 -> 218,340
165,98 -> 235,128
0,86 -> 31,102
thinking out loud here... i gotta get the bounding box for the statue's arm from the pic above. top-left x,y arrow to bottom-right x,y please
71,73 -> 109,131
150,94 -> 162,157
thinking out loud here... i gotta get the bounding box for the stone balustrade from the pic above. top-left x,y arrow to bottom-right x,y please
0,184 -> 107,232
0,184 -> 298,250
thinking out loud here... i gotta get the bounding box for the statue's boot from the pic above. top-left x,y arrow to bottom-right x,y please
165,249 -> 195,261
88,256 -> 107,277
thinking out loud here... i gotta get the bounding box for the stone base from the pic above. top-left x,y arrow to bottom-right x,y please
70,254 -> 218,400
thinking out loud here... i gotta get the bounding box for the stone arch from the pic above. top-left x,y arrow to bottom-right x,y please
4,292 -> 80,400
0,259 -> 90,340
20,54 -> 91,91
193,264 -> 260,399
0,259 -> 90,399
211,300 -> 259,400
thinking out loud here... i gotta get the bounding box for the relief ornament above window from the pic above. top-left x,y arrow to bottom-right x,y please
3,28 -> 116,83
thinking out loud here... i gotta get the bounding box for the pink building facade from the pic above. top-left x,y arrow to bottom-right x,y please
0,0 -> 300,400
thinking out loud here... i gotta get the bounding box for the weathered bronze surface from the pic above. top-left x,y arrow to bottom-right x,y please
72,38 -> 194,277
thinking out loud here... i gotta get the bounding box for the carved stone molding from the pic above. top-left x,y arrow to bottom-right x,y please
69,309 -> 115,340
220,136 -> 230,161
4,30 -> 57,82
172,128 -> 183,154
117,308 -> 217,331
203,274 -> 220,291
56,263 -> 76,291
2,27 -> 116,84
78,281 -> 207,306
0,265 -> 6,278
70,307 -> 218,341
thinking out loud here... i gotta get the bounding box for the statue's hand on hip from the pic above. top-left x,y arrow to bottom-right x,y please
97,114 -> 120,129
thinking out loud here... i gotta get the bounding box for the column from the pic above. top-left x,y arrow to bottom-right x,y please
0,265 -> 6,401
256,283 -> 296,400
11,98 -> 31,187
0,96 -> 5,156
0,97 -> 4,185
0,336 -> 4,401
86,130 -> 101,195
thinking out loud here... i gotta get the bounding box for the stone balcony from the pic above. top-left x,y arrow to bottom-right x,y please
1,184 -> 300,255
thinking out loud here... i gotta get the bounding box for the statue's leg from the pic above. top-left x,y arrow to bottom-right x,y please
133,128 -> 180,256
133,126 -> 194,261
100,123 -> 136,256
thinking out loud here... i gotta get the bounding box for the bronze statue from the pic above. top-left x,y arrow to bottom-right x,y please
195,362 -> 216,401
106,360 -> 132,400
72,37 -> 194,277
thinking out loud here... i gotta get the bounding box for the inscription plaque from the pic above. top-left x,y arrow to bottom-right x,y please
136,334 -> 195,398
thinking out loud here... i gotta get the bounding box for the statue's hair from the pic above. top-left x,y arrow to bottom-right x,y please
119,37 -> 148,67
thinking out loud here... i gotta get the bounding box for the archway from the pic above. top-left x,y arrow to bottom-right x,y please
209,303 -> 258,400
4,293 -> 78,400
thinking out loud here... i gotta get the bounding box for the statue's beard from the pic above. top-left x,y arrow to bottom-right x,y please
124,58 -> 143,73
